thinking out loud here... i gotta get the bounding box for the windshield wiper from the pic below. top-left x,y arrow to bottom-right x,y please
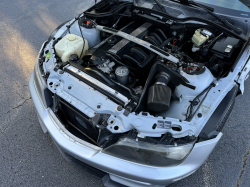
172,0 -> 243,34
153,0 -> 169,14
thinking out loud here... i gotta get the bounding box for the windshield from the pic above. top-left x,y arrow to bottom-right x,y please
194,0 -> 250,17
134,0 -> 250,18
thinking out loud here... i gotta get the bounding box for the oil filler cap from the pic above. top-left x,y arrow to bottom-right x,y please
115,66 -> 129,85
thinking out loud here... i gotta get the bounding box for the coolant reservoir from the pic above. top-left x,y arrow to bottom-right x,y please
69,21 -> 101,48
55,34 -> 89,63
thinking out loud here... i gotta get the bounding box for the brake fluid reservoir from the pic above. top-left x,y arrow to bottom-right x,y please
55,34 -> 89,63
192,29 -> 209,46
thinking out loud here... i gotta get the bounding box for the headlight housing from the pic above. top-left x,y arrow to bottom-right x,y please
33,42 -> 53,108
103,138 -> 194,167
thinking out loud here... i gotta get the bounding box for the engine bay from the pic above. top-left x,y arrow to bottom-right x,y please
40,0 -> 246,147
61,17 -> 242,120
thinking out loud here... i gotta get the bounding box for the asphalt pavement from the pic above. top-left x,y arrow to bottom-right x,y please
0,0 -> 249,186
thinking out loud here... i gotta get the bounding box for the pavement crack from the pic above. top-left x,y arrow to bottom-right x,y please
0,97 -> 31,122
236,144 -> 250,187
0,97 -> 32,141
11,97 -> 31,110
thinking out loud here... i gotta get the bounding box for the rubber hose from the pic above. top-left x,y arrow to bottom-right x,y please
160,36 -> 175,47
111,79 -> 139,102
84,68 -> 115,86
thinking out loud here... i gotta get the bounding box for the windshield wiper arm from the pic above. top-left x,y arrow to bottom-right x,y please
153,0 -> 169,14
177,0 -> 243,34
178,0 -> 214,11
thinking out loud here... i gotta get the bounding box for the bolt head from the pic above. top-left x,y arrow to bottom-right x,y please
117,106 -> 123,111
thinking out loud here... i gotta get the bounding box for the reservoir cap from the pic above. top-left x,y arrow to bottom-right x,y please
67,34 -> 76,41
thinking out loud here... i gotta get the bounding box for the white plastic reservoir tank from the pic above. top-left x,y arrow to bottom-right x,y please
69,21 -> 101,49
55,34 -> 89,63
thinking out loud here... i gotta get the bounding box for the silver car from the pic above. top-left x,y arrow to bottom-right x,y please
29,0 -> 250,186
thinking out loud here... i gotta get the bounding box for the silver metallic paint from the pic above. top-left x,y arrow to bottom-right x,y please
29,70 -> 222,186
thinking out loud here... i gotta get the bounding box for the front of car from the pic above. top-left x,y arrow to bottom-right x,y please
29,0 -> 250,186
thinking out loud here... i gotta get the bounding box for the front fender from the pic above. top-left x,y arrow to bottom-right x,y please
237,60 -> 250,94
